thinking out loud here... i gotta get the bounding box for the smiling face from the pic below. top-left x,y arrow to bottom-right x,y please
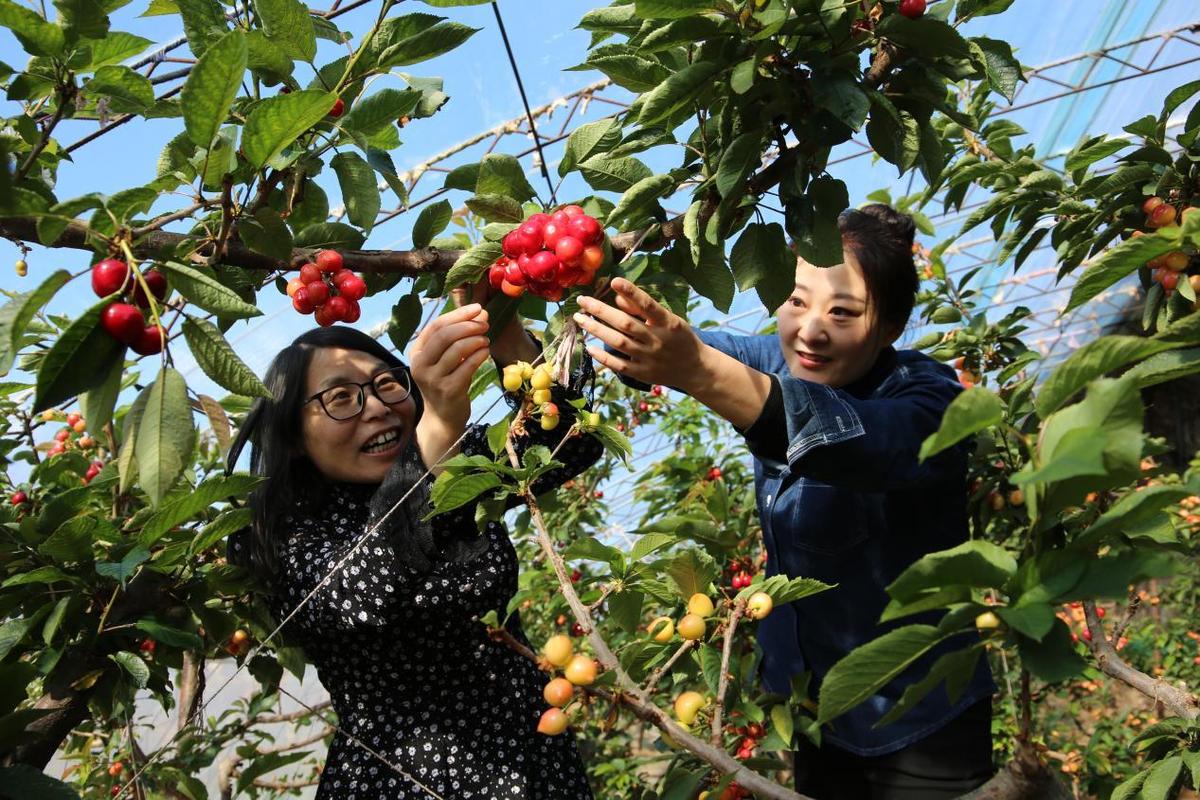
298,347 -> 417,484
775,252 -> 900,388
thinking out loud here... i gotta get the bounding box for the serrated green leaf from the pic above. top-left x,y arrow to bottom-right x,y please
238,206 -> 294,261
729,222 -> 793,311
241,89 -> 337,168
430,471 -> 501,514
0,0 -> 66,56
253,0 -> 315,61
108,651 -> 150,688
292,222 -> 366,250
412,200 -> 452,249
331,151 -> 381,231
818,625 -> 948,725
476,154 -> 538,203
579,155 -> 653,193
638,60 -> 720,127
181,318 -> 271,399
175,0 -> 227,57
606,173 -> 675,225
1066,231 -> 1178,313
465,193 -> 524,223
0,269 -> 71,376
918,388 -> 1003,462
344,87 -> 421,135
157,262 -> 263,319
388,292 -> 424,351
33,300 -> 125,413
85,65 -> 154,112
559,117 -> 622,177
181,30 -> 246,149
135,368 -> 196,506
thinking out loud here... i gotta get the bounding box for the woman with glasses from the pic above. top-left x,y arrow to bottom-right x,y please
226,301 -> 601,799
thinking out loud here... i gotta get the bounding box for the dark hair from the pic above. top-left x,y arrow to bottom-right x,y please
226,327 -> 423,593
837,203 -> 919,336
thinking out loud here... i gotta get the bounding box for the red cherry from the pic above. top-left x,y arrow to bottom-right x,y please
338,274 -> 367,302
560,204 -> 586,218
139,638 -> 156,653
100,303 -> 145,344
1161,270 -> 1180,292
326,295 -> 351,321
651,385 -> 664,396
541,286 -> 564,303
131,270 -> 168,308
503,229 -> 540,259
594,490 -> 603,499
131,325 -> 165,356
293,288 -> 314,314
500,279 -> 525,298
342,299 -> 361,324
48,442 -> 64,456
525,213 -> 551,229
708,467 -> 722,481
329,98 -> 345,118
542,221 -> 567,250
66,412 -> 80,426
555,236 -> 584,265
571,569 -> 582,583
314,304 -> 337,326
305,281 -> 329,306
526,251 -> 560,284
1081,628 -> 1092,642
91,259 -> 131,297
55,429 -> 69,442
898,0 -> 925,18
315,250 -> 344,272
567,215 -> 602,245
488,263 -> 505,290
10,491 -> 27,506
299,263 -> 322,284
504,260 -> 527,286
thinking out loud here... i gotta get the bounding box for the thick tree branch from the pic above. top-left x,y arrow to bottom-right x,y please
1083,600 -> 1199,719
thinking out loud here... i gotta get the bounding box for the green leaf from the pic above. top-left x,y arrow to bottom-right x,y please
465,194 -> 524,223
331,151 -> 381,232
875,646 -> 982,727
729,222 -> 795,312
874,15 -> 971,61
0,0 -> 66,56
253,0 -> 315,61
375,19 -> 478,69
343,87 -> 421,136
83,31 -> 151,67
238,206 -> 294,261
559,117 -> 622,177
175,0 -> 227,57
606,173 -> 675,225
715,132 -> 762,199
411,200 -> 453,249
665,549 -> 718,601
1065,232 -> 1178,313
80,364 -> 122,436
818,625 -> 948,725
772,576 -> 835,605
133,619 -> 203,650
969,36 -> 1022,103
33,300 -> 125,413
140,472 -> 261,546
476,154 -> 538,203
157,262 -> 263,319
181,29 -> 246,148
1016,620 -> 1086,683
918,388 -> 1003,462
997,602 -> 1056,641
293,222 -> 366,250
85,65 -> 155,112
887,540 -> 1017,602
429,471 -> 501,514
1160,79 -> 1200,123
39,515 -> 110,563
1125,347 -> 1200,390
0,269 -> 71,376
388,292 -> 424,350
108,651 -> 150,688
563,536 -> 623,565
95,545 -> 149,586
135,368 -> 196,506
607,590 -> 643,634
242,89 -> 337,168
813,75 -> 869,130
634,0 -> 719,18
1064,136 -> 1130,175
637,60 -> 721,127
579,53 -> 669,93
630,532 -> 675,562
245,29 -> 293,78
445,240 -> 503,287
1076,485 -> 1193,550
181,318 -> 271,399
579,155 -> 653,193
956,0 -> 1016,20
1036,335 -> 1178,418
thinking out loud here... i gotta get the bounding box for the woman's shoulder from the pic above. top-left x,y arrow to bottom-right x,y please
886,349 -> 960,390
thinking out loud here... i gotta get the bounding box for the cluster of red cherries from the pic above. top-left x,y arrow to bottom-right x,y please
286,250 -> 368,326
490,205 -> 606,301
93,259 -> 169,355
726,556 -> 757,590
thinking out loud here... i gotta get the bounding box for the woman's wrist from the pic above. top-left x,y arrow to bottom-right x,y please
490,322 -> 540,368
414,407 -> 468,473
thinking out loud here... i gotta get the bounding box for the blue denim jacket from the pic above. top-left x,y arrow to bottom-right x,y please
694,331 -> 995,757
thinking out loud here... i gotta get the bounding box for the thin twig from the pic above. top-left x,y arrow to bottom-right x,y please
711,598 -> 746,746
643,640 -> 697,696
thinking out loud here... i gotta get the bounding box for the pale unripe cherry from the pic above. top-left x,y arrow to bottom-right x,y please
530,367 -> 552,391
746,592 -> 773,620
537,707 -> 568,735
647,616 -> 674,642
502,367 -> 523,393
543,677 -> 574,707
673,690 -> 706,725
532,388 -> 552,405
687,593 -> 715,618
975,611 -> 1002,632
542,634 -> 573,667
564,654 -> 597,686
677,613 -> 706,640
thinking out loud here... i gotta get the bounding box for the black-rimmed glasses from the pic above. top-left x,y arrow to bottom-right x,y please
305,367 -> 412,421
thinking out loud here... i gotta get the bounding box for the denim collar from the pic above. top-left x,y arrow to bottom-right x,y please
842,345 -> 898,400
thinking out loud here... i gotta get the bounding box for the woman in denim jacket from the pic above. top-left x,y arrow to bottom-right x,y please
574,204 -> 995,799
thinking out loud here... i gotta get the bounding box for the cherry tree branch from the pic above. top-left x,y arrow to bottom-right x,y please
711,598 -> 746,746
1082,600 -> 1199,719
643,640 -> 697,696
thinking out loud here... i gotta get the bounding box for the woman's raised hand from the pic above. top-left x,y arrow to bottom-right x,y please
573,278 -> 706,393
410,303 -> 491,429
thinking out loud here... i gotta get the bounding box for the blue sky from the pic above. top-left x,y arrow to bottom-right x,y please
2,0 -> 1198,464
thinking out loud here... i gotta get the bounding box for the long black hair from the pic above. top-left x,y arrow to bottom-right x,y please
226,327 -> 424,593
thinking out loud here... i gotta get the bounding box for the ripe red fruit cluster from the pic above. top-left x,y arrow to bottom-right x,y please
139,638 -> 156,655
731,721 -> 766,760
286,250 -> 367,326
10,491 -> 27,506
84,459 -> 105,484
490,205 -> 606,301
92,259 -> 169,355
1138,198 -> 1197,296
707,466 -> 722,481
898,0 -> 926,18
